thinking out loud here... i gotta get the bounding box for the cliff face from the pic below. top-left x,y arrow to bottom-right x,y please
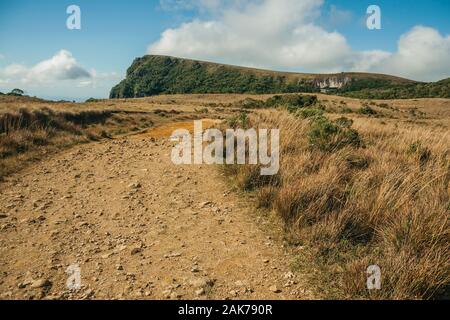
313,76 -> 352,89
110,55 -> 443,99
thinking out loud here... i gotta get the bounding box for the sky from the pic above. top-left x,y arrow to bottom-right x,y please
0,0 -> 449,101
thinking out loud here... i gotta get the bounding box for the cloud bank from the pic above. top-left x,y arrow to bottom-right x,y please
0,50 -> 91,84
150,0 -> 450,81
0,50 -> 119,100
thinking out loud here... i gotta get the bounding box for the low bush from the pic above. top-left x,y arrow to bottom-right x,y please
265,94 -> 317,109
296,108 -> 324,119
358,105 -> 378,116
308,116 -> 362,152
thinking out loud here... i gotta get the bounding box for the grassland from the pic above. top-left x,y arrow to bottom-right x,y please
1,92 -> 448,299
223,93 -> 449,299
0,94 -> 245,179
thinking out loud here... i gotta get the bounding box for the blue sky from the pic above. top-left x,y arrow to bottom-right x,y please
0,0 -> 449,100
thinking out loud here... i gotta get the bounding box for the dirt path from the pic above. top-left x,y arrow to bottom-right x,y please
0,120 -> 311,300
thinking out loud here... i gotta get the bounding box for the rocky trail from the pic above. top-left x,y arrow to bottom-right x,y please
0,121 -> 311,300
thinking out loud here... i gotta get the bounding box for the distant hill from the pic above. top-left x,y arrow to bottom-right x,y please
110,55 -> 449,99
341,77 -> 450,99
0,94 -> 50,104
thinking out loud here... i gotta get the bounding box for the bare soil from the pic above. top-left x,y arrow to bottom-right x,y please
0,120 -> 312,300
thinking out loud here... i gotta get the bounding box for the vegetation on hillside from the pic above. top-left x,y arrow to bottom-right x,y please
8,88 -> 25,96
110,56 -> 320,98
110,55 -> 449,100
342,78 -> 450,99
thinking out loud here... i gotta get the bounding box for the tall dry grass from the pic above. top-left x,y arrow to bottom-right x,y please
225,108 -> 449,299
0,107 -> 155,179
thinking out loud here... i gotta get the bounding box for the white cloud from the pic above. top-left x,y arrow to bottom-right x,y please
2,64 -> 28,78
367,26 -> 450,81
77,70 -> 119,88
0,50 -> 116,100
151,0 -> 450,81
0,50 -> 91,85
151,0 -> 350,72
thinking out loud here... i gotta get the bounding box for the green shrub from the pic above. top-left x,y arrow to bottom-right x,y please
264,95 -> 283,107
339,106 -> 353,113
85,98 -> 100,103
334,117 -> 354,128
285,94 -> 317,108
194,107 -> 209,114
308,116 -> 362,152
238,98 -> 264,109
358,105 -> 377,116
8,88 -> 24,96
265,94 -> 318,109
296,108 -> 324,119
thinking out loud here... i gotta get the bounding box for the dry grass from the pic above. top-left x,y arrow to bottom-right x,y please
224,97 -> 449,299
0,100 -> 161,178
1,93 -> 449,299
0,93 -> 243,180
0,104 -> 157,179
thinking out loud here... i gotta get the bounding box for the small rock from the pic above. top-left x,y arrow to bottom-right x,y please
128,182 -> 141,189
131,247 -> 142,255
31,279 -> 52,289
101,252 -> 113,259
82,289 -> 94,299
43,294 -> 61,300
199,201 -> 212,208
162,290 -> 172,299
164,252 -> 182,258
191,266 -> 200,273
283,272 -> 295,279
229,290 -> 238,297
189,278 -> 215,290
234,280 -> 245,287
195,288 -> 205,296
269,285 -> 281,293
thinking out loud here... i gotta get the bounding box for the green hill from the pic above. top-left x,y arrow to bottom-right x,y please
110,55 -> 449,99
341,77 -> 450,99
